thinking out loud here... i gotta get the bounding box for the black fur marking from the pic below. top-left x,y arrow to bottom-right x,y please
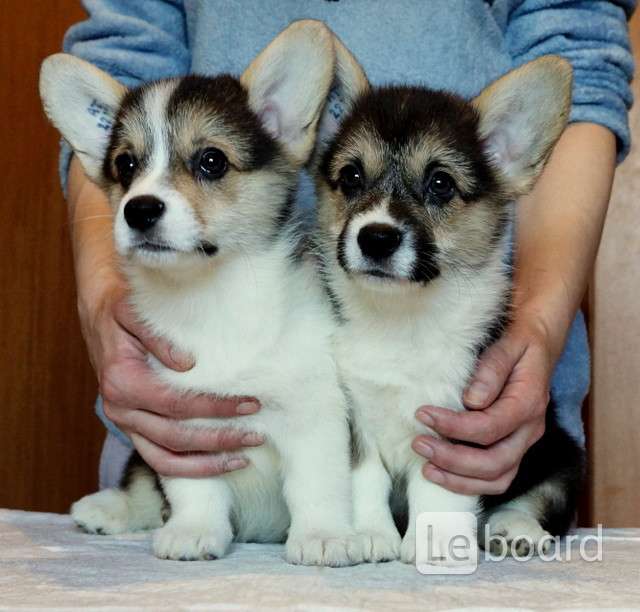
324,282 -> 345,323
348,418 -> 364,468
346,399 -> 365,468
104,75 -> 281,185
167,75 -> 278,172
320,85 -> 509,285
273,187 -> 298,244
320,86 -> 501,203
103,86 -> 153,185
390,472 -> 409,536
384,197 -> 441,283
480,400 -> 586,537
336,225 -> 350,274
411,236 -> 441,283
314,248 -> 346,323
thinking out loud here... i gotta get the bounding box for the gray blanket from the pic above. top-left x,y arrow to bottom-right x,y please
1,510 -> 639,610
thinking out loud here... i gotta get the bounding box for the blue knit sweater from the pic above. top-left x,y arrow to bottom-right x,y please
62,0 -> 635,446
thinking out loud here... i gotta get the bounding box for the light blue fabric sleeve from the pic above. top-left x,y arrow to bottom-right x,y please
63,0 -> 190,86
59,0 -> 190,192
95,396 -> 133,448
502,0 -> 635,162
550,311 -> 589,446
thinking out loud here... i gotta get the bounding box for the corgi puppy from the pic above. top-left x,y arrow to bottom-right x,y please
314,38 -> 585,566
39,21 -> 364,567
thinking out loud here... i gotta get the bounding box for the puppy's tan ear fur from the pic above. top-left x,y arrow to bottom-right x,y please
241,20 -> 335,166
473,55 -> 573,196
39,53 -> 126,182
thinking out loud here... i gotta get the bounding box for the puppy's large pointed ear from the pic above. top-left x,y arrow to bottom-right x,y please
473,56 -> 573,196
241,20 -> 335,166
316,32 -> 370,152
40,54 -> 126,182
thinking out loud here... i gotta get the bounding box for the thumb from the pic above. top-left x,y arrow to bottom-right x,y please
114,298 -> 194,372
464,333 -> 525,410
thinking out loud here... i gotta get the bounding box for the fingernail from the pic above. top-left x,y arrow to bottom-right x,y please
465,382 -> 488,406
414,439 -> 434,459
416,409 -> 435,429
424,467 -> 444,484
241,433 -> 265,447
226,458 -> 248,471
169,345 -> 194,369
237,401 -> 260,415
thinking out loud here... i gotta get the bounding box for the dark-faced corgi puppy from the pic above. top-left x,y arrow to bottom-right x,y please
314,37 -> 585,567
40,21 -> 364,567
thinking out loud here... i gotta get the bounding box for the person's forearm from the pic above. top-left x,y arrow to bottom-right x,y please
513,123 -> 616,360
67,156 -> 124,328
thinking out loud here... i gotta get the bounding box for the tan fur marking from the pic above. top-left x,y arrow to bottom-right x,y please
473,55 -> 573,196
241,19 -> 335,166
404,137 -> 478,196
329,126 -> 386,183
171,108 -> 254,171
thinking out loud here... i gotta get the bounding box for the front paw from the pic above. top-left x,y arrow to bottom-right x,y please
359,529 -> 401,562
153,521 -> 232,561
412,514 -> 478,569
71,489 -> 130,535
481,509 -> 552,558
286,530 -> 364,567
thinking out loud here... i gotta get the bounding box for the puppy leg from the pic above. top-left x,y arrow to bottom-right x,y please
352,447 -> 401,562
278,391 -> 364,567
401,468 -> 479,567
153,477 -> 233,561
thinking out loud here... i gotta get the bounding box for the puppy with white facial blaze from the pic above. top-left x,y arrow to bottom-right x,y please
40,21 -> 364,567
315,38 -> 585,566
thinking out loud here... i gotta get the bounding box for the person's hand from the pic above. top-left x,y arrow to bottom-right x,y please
412,314 -> 559,495
82,281 -> 263,478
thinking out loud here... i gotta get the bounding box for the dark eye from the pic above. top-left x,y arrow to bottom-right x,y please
198,148 -> 228,180
426,170 -> 456,203
114,153 -> 138,189
338,163 -> 364,197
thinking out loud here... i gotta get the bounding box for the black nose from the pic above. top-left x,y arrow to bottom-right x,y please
357,223 -> 403,260
124,196 -> 165,232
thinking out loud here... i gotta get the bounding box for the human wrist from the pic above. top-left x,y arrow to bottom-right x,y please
512,248 -> 580,365
67,157 -> 124,331
77,272 -> 125,332
510,290 -> 574,367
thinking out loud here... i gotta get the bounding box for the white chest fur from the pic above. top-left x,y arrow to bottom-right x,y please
128,240 -> 334,405
334,248 -> 510,472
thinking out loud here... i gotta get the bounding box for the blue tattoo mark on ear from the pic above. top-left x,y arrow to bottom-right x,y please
327,87 -> 345,121
87,99 -> 114,132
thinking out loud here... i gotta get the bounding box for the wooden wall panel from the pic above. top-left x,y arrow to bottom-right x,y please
587,13 -> 640,527
0,3 -> 103,512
